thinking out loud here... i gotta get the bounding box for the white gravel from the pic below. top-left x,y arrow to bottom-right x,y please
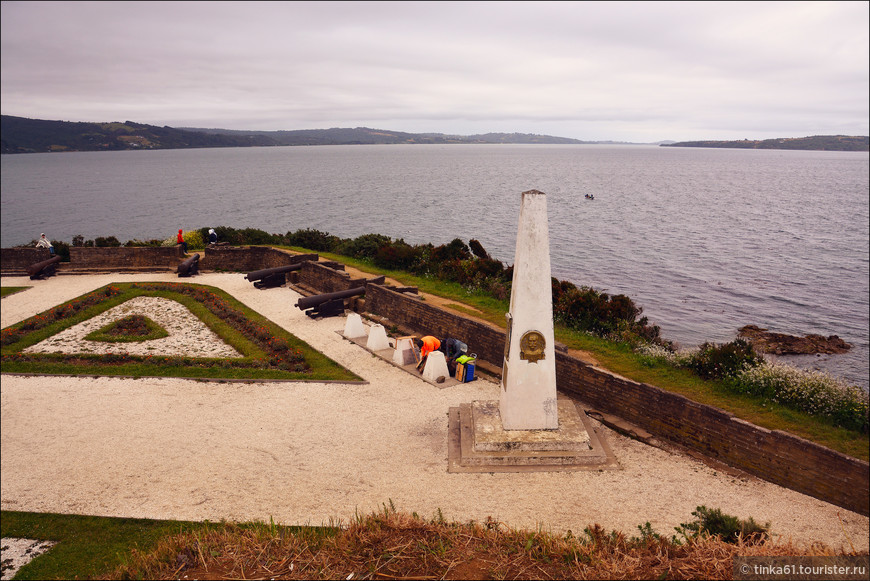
0,538 -> 56,580
23,296 -> 242,358
1,272 -> 868,552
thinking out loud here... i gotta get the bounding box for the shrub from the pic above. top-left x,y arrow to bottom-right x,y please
285,228 -> 340,251
374,240 -> 421,271
431,238 -> 472,262
94,236 -> 121,247
51,240 -> 70,262
676,506 -> 769,544
468,238 -> 490,259
727,363 -> 869,432
686,339 -> 762,380
184,230 -> 205,251
335,233 -> 391,260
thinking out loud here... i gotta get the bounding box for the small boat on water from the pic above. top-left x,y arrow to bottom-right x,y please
584,194 -> 595,200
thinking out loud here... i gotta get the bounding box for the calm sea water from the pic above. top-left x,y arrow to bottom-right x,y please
2,144 -> 868,389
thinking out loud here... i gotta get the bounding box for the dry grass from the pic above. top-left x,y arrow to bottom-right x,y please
109,509 -> 862,580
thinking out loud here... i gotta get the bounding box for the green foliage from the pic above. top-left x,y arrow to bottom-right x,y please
183,229 -> 205,251
50,239 -> 70,262
285,228 -> 340,251
552,278 -> 657,341
686,339 -> 763,380
468,238 -> 490,259
675,506 -> 769,544
335,233 -> 392,260
94,236 -> 121,247
374,239 -> 422,270
726,363 -> 869,433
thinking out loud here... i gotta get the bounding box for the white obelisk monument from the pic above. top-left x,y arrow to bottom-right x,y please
500,190 -> 559,430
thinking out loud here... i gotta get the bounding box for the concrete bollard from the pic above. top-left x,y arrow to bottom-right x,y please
366,324 -> 391,351
343,312 -> 368,339
392,337 -> 417,366
422,350 -> 450,382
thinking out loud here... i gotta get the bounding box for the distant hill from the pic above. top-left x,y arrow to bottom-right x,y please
0,116 -> 601,153
662,135 -> 869,152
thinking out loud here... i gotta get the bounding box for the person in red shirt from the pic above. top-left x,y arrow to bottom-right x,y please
177,229 -> 187,253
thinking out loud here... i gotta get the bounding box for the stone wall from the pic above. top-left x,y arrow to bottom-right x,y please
2,246 -> 317,274
198,246 -> 316,272
1,248 -> 54,273
364,283 -> 870,516
297,260 -> 369,294
68,246 -> 184,269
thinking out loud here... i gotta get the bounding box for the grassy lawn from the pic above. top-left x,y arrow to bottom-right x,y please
1,286 -> 30,298
279,246 -> 869,461
1,282 -> 361,383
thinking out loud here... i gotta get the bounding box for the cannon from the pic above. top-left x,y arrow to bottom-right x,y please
177,253 -> 200,277
245,263 -> 303,289
295,286 -> 367,318
27,255 -> 61,280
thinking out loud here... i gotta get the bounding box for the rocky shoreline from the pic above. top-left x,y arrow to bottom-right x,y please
738,325 -> 852,355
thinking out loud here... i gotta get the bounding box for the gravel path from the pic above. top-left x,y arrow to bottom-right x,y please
1,272 -> 867,551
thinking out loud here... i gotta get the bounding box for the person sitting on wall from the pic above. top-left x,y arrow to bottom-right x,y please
414,335 -> 441,373
177,229 -> 188,253
208,228 -> 217,245
35,233 -> 55,256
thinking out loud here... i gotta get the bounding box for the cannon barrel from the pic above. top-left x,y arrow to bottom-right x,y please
245,263 -> 303,282
177,253 -> 200,277
295,286 -> 366,311
27,255 -> 61,278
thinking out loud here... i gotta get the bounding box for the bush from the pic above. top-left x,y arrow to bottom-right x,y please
184,230 -> 206,251
431,238 -> 472,262
727,363 -> 869,432
686,339 -> 762,380
335,233 -> 391,260
676,506 -> 769,544
285,228 -> 340,252
374,240 -> 422,271
94,236 -> 121,247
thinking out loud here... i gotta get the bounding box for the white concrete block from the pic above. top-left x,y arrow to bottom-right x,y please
343,312 -> 368,339
366,324 -> 391,351
392,337 -> 416,366
422,350 -> 450,382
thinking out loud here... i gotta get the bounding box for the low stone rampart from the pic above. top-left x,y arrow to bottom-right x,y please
198,246 -> 316,272
297,260 -> 369,294
364,283 -> 869,516
1,248 -> 54,273
68,246 -> 184,269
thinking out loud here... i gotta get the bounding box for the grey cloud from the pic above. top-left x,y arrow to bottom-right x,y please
2,1 -> 867,141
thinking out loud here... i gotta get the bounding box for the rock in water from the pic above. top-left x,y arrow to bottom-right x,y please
738,325 -> 851,355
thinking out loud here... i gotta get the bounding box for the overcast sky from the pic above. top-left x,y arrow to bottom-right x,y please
1,1 -> 867,142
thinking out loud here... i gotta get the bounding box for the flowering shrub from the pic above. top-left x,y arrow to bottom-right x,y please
727,363 -> 869,433
685,340 -> 763,380
632,339 -> 868,432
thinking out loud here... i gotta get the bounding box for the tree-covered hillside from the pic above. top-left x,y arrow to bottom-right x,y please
662,135 -> 869,151
0,116 -> 592,153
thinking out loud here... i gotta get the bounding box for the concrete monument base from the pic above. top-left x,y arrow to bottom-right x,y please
448,398 -> 619,472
